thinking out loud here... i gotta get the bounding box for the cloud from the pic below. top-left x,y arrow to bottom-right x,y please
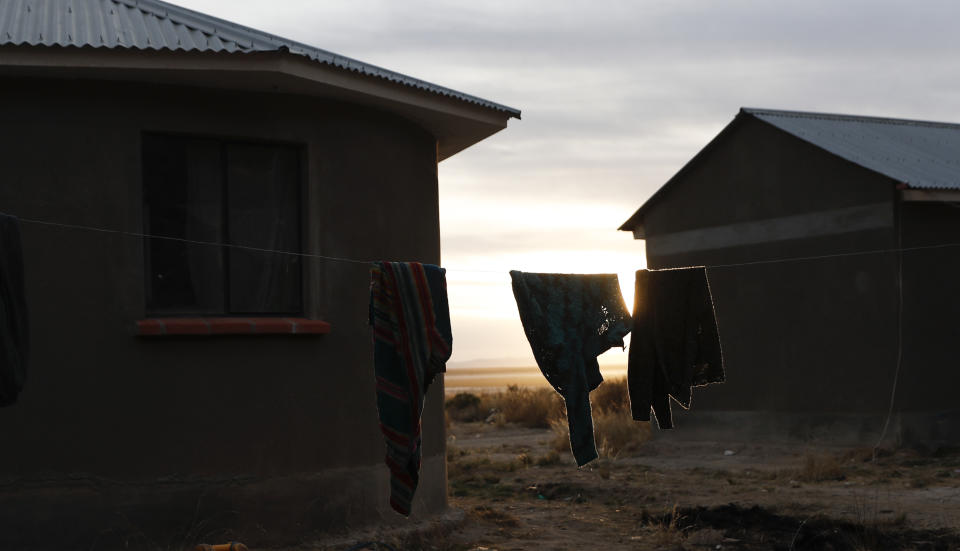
176,0 -> 960,365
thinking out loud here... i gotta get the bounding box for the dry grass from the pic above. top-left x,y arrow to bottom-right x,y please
487,385 -> 565,428
447,455 -> 522,478
447,377 -> 649,462
471,506 -> 519,528
445,392 -> 485,423
516,452 -> 533,467
444,386 -> 566,428
839,447 -> 878,464
549,417 -> 572,454
446,442 -> 467,463
501,376 -> 632,428
594,409 -> 652,457
444,377 -> 634,430
535,450 -> 563,467
590,377 -> 631,414
646,504 -> 685,547
795,453 -> 846,482
549,410 -> 651,459
548,378 -> 649,459
844,498 -> 909,551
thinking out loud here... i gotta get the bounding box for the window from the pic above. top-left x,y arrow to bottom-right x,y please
142,134 -> 302,316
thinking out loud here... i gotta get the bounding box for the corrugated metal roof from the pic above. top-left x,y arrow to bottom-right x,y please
744,107 -> 960,190
0,0 -> 521,118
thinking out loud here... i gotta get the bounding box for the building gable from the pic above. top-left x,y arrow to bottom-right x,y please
622,108 -> 960,236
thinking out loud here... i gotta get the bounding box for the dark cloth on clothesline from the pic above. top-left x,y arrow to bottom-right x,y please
370,262 -> 452,516
510,271 -> 631,466
0,214 -> 28,408
628,267 -> 723,429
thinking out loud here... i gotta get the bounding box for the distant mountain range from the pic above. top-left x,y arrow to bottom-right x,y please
448,357 -> 628,370
447,357 -> 536,369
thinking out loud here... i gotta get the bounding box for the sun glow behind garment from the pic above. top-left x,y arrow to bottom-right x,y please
442,263 -> 641,369
439,207 -> 644,371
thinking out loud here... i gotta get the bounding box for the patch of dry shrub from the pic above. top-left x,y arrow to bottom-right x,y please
594,409 -> 651,457
591,377 -> 631,414
646,504 -> 685,547
447,455 -> 523,480
535,450 -> 563,466
549,409 -> 650,459
447,455 -> 491,479
796,453 -> 846,482
549,417 -> 571,454
840,447 -> 880,464
548,376 -> 645,458
447,377 -> 633,431
445,392 -> 485,422
471,505 -> 519,528
485,385 -> 564,428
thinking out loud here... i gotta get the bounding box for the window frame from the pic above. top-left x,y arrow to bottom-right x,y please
141,131 -> 308,318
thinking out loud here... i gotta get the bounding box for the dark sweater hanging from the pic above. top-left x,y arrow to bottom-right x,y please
628,267 -> 723,429
510,271 -> 631,466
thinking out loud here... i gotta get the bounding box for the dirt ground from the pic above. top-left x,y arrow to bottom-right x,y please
321,421 -> 960,551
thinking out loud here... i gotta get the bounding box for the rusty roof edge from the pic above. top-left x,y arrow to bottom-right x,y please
111,0 -> 521,118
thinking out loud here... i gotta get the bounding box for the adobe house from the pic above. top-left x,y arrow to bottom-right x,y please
620,108 -> 960,446
0,0 -> 519,549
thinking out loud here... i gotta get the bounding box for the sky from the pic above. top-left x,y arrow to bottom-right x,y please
176,0 -> 960,368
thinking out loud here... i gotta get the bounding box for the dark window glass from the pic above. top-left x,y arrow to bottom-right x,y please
143,135 -> 302,315
226,144 -> 302,314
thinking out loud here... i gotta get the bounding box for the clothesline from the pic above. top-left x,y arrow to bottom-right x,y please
16,216 -> 502,274
13,214 -> 960,274
0,212 -> 923,472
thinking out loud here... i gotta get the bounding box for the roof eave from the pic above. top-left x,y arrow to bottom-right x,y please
0,45 -> 518,160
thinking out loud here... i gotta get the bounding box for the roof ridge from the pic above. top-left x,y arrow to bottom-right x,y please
0,0 -> 521,117
122,0 -> 520,115
111,0 -> 504,108
742,107 -> 960,131
112,0 -> 334,56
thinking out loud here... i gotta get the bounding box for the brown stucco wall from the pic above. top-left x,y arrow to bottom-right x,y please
0,77 -> 447,549
641,116 -> 902,417
896,202 -> 960,442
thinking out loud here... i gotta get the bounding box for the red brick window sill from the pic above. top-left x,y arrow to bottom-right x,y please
136,317 -> 331,336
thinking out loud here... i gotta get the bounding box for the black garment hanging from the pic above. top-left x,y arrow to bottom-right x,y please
0,214 -> 28,407
628,267 -> 723,428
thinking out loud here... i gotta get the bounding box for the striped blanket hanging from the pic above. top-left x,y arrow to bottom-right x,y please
369,262 -> 452,516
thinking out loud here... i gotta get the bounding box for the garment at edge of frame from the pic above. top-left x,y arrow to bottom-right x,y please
510,271 -> 631,466
628,267 -> 724,429
370,262 -> 452,516
0,213 -> 28,408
